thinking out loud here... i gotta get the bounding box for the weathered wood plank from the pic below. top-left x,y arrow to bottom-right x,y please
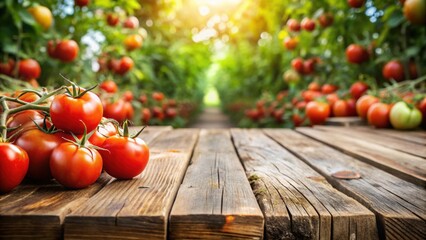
352,126 -> 426,145
130,125 -> 172,144
169,130 -> 264,239
297,127 -> 426,186
314,126 -> 426,158
64,129 -> 199,239
266,129 -> 426,240
231,129 -> 377,240
325,117 -> 365,127
0,127 -> 166,239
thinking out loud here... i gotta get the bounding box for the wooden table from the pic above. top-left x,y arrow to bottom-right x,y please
1,126 -> 425,240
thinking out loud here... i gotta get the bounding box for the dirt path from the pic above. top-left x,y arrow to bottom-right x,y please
189,107 -> 234,128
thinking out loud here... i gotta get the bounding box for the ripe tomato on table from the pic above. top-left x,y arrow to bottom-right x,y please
15,129 -> 66,181
367,102 -> 391,128
356,95 -> 379,119
0,143 -> 29,193
50,87 -> 103,134
100,135 -> 149,179
50,142 -> 102,189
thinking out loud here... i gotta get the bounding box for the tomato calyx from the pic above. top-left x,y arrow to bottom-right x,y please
63,121 -> 106,152
117,120 -> 146,139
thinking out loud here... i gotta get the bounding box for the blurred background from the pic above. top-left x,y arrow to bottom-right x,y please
1,0 -> 425,128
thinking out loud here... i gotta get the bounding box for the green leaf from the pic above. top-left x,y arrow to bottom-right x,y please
387,11 -> 404,28
405,46 -> 420,57
18,9 -> 36,26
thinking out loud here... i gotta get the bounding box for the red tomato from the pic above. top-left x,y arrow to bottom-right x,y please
152,92 -> 165,101
107,58 -> 120,72
318,13 -> 333,28
165,108 -> 178,119
301,18 -> 316,31
50,90 -> 103,134
333,99 -> 357,117
326,93 -> 340,108
356,95 -> 379,119
0,59 -> 15,76
303,59 -> 316,75
47,40 -> 59,59
124,34 -> 143,51
7,110 -> 45,139
291,58 -> 304,73
18,59 -> 41,79
123,16 -> 139,29
417,97 -> 426,127
292,114 -> 305,127
139,94 -> 148,104
141,108 -> 151,124
346,44 -> 369,64
50,142 -> 102,189
403,0 -> 426,25
55,40 -> 79,62
321,84 -> 338,94
348,0 -> 365,8
302,90 -> 322,102
75,0 -> 89,7
0,143 -> 29,192
100,136 -> 149,179
152,106 -> 165,121
305,101 -> 330,125
367,103 -> 391,128
124,101 -> 134,120
308,82 -> 321,91
382,60 -> 405,82
115,56 -> 134,75
15,130 -> 65,181
350,81 -> 369,99
296,101 -> 307,110
123,90 -> 134,102
283,37 -> 298,50
89,122 -> 117,147
287,19 -> 301,32
99,80 -> 118,93
103,99 -> 128,123
106,13 -> 119,26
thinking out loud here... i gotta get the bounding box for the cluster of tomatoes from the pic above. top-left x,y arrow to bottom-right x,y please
243,79 -> 426,129
0,58 -> 41,87
283,11 -> 333,51
0,84 -> 150,193
98,79 -> 184,127
98,56 -> 134,76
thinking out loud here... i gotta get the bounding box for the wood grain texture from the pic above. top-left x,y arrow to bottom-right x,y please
297,127 -> 426,186
169,130 -> 264,239
130,125 -> 172,145
0,127 -> 168,240
314,126 -> 426,158
352,126 -> 426,145
325,117 -> 365,127
266,129 -> 426,240
231,129 -> 377,240
64,129 -> 199,240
